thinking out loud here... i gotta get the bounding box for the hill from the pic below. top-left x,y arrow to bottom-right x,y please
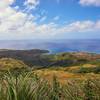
0,49 -> 100,68
0,58 -> 28,71
42,52 -> 100,67
0,49 -> 49,66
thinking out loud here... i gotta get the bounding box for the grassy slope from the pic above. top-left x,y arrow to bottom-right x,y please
33,66 -> 100,84
0,58 -> 28,71
0,51 -> 99,83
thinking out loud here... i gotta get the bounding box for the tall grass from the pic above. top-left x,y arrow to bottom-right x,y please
0,72 -> 100,100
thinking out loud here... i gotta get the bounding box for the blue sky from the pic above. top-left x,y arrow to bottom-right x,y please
13,0 -> 100,22
0,0 -> 100,40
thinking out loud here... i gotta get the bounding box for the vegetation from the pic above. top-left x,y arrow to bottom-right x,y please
0,58 -> 28,71
0,49 -> 100,67
0,49 -> 49,66
0,49 -> 100,99
0,72 -> 100,100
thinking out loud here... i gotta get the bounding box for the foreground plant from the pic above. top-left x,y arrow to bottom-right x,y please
0,72 -> 100,100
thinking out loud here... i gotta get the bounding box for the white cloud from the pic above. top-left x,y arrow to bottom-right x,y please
95,20 -> 100,29
14,20 -> 100,39
24,0 -> 39,10
0,0 -> 36,38
79,0 -> 100,7
65,20 -> 94,32
58,20 -> 100,34
0,0 -> 100,39
0,0 -> 15,8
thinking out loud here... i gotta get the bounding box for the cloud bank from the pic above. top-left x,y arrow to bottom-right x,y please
0,0 -> 100,39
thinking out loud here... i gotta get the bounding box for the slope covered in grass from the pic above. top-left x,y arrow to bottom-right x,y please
0,58 -> 28,71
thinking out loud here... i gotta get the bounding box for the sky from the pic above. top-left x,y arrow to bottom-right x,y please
0,0 -> 100,40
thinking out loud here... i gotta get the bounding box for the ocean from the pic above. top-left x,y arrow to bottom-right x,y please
0,39 -> 100,54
